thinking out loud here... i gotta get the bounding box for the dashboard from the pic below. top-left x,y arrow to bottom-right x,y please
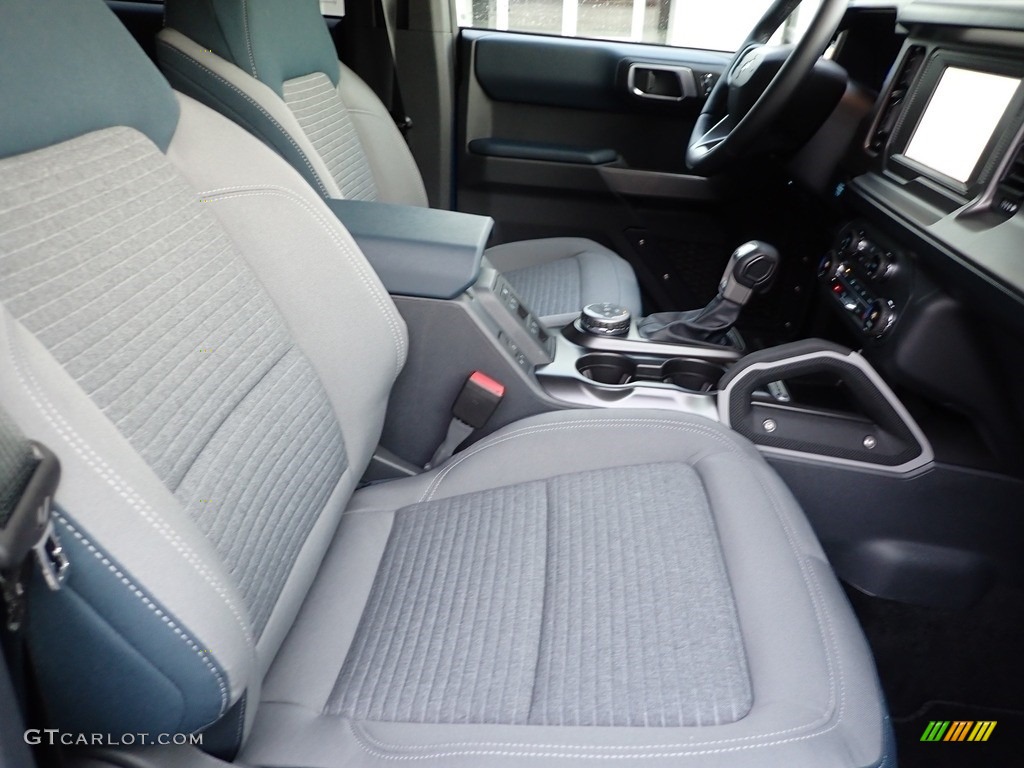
808,0 -> 1024,474
839,1 -> 1024,316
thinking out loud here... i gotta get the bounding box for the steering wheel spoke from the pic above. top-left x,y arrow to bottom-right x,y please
685,0 -> 848,175
691,114 -> 737,155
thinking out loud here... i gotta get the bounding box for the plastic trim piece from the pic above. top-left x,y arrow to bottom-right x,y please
626,63 -> 697,102
897,1 -> 1024,33
718,348 -> 935,474
468,138 -> 618,165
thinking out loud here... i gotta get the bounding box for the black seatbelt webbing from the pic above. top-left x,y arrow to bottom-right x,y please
377,0 -> 412,135
0,410 -> 36,530
333,0 -> 412,135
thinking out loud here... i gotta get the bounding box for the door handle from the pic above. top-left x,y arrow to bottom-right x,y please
627,63 -> 697,101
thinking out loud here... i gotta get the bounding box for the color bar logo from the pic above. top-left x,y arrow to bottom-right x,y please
920,721 -> 997,742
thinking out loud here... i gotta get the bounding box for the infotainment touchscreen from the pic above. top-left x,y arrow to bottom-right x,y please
904,67 -> 1020,184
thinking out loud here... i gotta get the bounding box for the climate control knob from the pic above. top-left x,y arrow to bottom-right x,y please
818,251 -> 836,279
863,299 -> 896,338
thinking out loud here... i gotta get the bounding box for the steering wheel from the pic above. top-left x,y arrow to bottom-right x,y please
686,0 -> 849,175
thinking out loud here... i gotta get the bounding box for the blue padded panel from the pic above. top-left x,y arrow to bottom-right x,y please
0,0 -> 179,159
27,512 -> 227,734
165,0 -> 340,96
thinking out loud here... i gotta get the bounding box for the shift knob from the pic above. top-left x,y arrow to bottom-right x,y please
579,303 -> 631,336
637,241 -> 780,346
720,241 -> 780,305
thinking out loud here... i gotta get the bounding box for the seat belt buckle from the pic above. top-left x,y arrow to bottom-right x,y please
425,372 -> 506,470
0,442 -> 65,591
452,371 -> 505,429
32,520 -> 69,592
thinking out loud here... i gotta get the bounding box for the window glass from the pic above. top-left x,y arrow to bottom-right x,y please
320,0 -> 345,18
454,0 -> 823,53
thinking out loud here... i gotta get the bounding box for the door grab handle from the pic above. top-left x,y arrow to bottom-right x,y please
627,63 -> 697,101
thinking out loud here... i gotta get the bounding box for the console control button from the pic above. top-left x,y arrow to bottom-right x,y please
579,303 -> 632,336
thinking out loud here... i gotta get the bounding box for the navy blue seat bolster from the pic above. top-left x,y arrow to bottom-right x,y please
27,511 -> 230,735
157,39 -> 332,197
0,0 -> 179,160
164,0 -> 340,96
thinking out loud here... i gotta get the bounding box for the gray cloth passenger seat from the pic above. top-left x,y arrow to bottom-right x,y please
0,1 -> 892,766
155,0 -> 642,327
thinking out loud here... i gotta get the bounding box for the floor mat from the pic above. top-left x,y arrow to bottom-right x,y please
847,583 -> 1024,768
894,701 -> 1024,767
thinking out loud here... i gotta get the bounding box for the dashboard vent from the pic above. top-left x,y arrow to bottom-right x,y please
869,46 -> 926,153
994,142 -> 1024,217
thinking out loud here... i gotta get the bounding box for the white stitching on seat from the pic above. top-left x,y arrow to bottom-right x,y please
235,692 -> 247,746
196,185 -> 407,375
340,415 -> 853,758
56,513 -> 229,722
420,418 -> 740,503
349,714 -> 841,760
157,42 -> 332,198
749,466 -> 846,731
241,0 -> 257,77
5,318 -> 255,653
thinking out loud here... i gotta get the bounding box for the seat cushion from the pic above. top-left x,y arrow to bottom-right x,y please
332,462 -> 752,728
486,237 -> 643,327
245,410 -> 890,768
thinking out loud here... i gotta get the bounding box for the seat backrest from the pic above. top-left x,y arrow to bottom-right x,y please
158,0 -> 428,207
0,0 -> 407,740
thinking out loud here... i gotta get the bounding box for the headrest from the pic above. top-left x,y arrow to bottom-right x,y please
165,0 -> 341,96
0,0 -> 180,159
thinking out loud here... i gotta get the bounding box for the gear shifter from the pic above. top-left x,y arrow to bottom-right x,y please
638,241 -> 780,345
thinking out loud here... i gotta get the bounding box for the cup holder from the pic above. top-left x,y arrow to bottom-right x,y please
576,353 -> 725,392
576,353 -> 637,385
661,359 -> 725,393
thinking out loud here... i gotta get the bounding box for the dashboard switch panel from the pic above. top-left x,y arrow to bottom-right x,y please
822,223 -> 902,339
836,224 -> 898,282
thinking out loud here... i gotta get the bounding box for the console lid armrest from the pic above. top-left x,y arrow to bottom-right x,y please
326,199 -> 493,300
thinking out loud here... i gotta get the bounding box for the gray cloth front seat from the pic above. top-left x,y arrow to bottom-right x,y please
0,2 -> 891,767
154,0 -> 642,327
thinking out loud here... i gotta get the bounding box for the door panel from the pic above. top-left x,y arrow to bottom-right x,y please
460,30 -> 730,178
472,32 -> 727,114
455,29 -> 735,311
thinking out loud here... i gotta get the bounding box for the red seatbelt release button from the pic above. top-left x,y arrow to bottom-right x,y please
452,371 -> 505,429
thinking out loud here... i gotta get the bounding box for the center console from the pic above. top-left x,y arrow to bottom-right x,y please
329,198 -> 933,478
535,318 -> 735,420
334,196 -> 1016,607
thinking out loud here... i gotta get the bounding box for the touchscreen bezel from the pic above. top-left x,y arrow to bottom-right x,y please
886,50 -> 1024,200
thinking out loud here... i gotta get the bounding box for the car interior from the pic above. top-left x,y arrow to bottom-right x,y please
0,1 -> 1021,767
